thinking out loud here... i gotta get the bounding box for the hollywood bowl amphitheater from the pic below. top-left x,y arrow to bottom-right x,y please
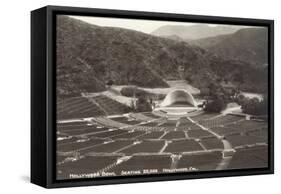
56,84 -> 268,179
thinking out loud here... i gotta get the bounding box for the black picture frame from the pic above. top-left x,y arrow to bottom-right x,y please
31,5 -> 274,188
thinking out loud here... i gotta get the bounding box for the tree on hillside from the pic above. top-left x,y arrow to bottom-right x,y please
233,72 -> 244,84
106,80 -> 114,87
239,95 -> 268,115
203,81 -> 230,113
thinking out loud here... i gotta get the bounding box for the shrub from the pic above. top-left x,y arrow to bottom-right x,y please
239,96 -> 268,115
135,96 -> 152,112
204,97 -> 227,113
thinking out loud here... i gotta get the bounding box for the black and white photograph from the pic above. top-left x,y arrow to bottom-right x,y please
56,14 -> 270,180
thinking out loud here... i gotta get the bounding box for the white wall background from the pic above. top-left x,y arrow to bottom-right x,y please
0,0 -> 279,192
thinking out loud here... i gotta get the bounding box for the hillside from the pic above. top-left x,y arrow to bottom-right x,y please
57,16 -> 209,97
191,28 -> 268,67
189,34 -> 229,49
57,16 -> 267,97
151,24 -> 240,40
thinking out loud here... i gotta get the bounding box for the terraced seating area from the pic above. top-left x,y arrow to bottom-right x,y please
158,120 -> 177,128
164,139 -> 203,153
94,117 -> 127,128
211,119 -> 267,134
188,129 -> 214,139
136,131 -> 165,140
247,129 -> 268,140
125,125 -> 163,132
160,131 -> 186,140
225,134 -> 267,147
199,115 -> 244,128
57,97 -> 105,120
227,146 -> 268,169
63,127 -> 108,136
111,131 -> 146,140
177,152 -> 222,170
57,138 -> 105,153
200,137 -> 224,150
85,140 -> 135,154
215,114 -> 244,124
57,121 -> 110,137
190,112 -> 219,121
110,115 -> 204,131
120,140 -> 166,154
227,120 -> 267,131
176,117 -> 201,130
211,126 -> 247,136
92,95 -> 131,115
89,129 -> 128,139
56,111 -> 268,179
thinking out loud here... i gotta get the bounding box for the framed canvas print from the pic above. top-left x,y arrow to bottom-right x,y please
31,5 -> 274,188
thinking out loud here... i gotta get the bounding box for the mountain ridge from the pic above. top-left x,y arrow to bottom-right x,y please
190,27 -> 268,66
151,24 -> 241,40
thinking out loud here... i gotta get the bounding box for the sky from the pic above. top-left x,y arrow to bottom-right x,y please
70,15 -> 230,34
